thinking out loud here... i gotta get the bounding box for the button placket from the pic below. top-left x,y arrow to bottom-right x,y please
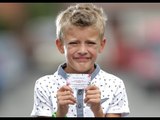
76,89 -> 84,117
78,103 -> 82,108
78,90 -> 82,95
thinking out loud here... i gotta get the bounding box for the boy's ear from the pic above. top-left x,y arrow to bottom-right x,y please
99,38 -> 106,53
56,39 -> 64,54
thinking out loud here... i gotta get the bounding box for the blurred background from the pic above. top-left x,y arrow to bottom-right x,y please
0,3 -> 160,117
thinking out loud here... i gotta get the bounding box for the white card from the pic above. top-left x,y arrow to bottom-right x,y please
66,74 -> 91,90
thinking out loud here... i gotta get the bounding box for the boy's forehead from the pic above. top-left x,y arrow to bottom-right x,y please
64,25 -> 99,34
63,26 -> 100,38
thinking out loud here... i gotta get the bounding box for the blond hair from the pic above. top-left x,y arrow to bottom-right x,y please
56,3 -> 107,40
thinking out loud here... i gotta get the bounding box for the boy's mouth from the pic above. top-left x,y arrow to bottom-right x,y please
74,57 -> 91,62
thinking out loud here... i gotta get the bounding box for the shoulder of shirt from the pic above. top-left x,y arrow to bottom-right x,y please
100,69 -> 124,83
35,74 -> 55,85
35,70 -> 59,84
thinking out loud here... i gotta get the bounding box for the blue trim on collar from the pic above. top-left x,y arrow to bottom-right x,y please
57,63 -> 100,80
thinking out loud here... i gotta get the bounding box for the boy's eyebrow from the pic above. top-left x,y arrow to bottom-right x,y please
86,38 -> 100,43
66,39 -> 98,41
67,39 -> 98,44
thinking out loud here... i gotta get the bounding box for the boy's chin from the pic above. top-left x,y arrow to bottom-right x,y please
74,67 -> 93,74
66,62 -> 94,73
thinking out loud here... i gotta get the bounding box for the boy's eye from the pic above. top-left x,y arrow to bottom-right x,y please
87,42 -> 96,45
69,42 -> 78,44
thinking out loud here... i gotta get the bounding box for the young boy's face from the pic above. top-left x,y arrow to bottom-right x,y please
56,25 -> 106,74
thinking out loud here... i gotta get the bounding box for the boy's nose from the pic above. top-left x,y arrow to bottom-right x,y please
78,44 -> 87,54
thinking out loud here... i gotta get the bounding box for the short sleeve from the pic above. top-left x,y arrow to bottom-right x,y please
107,79 -> 130,117
31,77 -> 53,117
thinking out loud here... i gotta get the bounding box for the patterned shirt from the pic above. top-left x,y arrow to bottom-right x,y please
31,63 -> 130,117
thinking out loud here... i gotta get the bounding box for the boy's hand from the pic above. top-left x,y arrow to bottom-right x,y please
56,85 -> 76,117
84,85 -> 104,117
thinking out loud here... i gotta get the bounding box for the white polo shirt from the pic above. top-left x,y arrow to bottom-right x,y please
31,63 -> 130,117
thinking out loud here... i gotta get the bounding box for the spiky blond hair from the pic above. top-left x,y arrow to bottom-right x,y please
56,3 -> 107,40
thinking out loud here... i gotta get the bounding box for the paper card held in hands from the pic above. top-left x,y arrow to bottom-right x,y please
66,74 -> 91,90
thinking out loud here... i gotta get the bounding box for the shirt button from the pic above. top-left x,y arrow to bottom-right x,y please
78,104 -> 82,108
78,90 -> 82,95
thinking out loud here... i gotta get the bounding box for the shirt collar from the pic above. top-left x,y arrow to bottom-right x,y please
57,62 -> 100,80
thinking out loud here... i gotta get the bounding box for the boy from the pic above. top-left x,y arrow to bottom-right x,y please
31,3 -> 130,117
